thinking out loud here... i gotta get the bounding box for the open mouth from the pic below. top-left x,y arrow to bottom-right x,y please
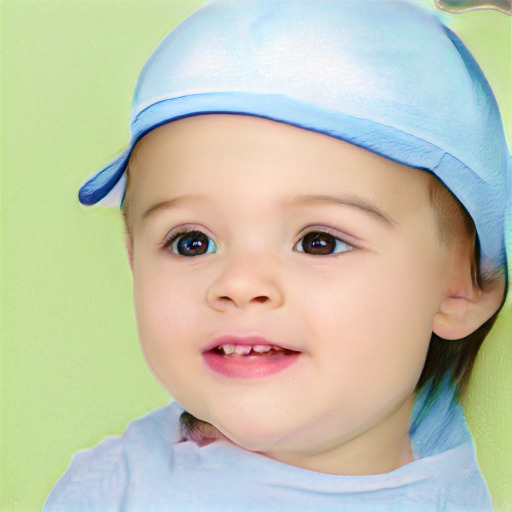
211,343 -> 298,357
203,338 -> 301,378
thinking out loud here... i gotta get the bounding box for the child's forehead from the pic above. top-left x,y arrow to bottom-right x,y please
131,114 -> 412,175
128,114 -> 433,219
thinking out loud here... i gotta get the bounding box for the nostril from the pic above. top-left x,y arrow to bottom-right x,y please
253,296 -> 270,303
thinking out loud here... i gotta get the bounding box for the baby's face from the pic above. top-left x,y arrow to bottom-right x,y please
127,114 -> 455,475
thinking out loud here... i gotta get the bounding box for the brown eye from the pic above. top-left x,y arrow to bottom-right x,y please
168,230 -> 217,257
296,231 -> 353,255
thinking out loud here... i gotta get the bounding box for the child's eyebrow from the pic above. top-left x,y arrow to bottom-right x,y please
141,193 -> 396,227
282,194 -> 397,227
142,195 -> 205,221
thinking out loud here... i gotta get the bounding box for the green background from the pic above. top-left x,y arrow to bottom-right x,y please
1,1 -> 510,510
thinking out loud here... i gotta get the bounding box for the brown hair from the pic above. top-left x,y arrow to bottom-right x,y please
122,165 -> 504,443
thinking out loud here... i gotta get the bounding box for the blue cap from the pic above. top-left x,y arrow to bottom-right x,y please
79,0 -> 511,273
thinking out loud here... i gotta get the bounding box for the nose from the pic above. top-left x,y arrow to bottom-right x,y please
206,254 -> 285,311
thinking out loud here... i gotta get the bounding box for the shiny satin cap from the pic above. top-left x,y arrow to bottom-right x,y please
79,0 -> 511,273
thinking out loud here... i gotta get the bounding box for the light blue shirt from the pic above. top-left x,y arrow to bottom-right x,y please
43,380 -> 492,512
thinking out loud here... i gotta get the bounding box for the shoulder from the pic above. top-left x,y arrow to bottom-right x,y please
408,380 -> 493,511
42,402 -> 183,512
402,442 -> 493,512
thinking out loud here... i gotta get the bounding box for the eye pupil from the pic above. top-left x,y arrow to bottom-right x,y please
302,232 -> 336,255
176,231 -> 210,256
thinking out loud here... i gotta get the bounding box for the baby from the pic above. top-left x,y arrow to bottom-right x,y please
43,1 -> 510,511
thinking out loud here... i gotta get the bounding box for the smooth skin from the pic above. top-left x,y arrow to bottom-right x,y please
125,114 -> 502,476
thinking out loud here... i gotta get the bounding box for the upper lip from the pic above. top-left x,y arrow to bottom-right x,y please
203,335 -> 301,353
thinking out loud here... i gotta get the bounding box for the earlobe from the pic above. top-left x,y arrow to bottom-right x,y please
432,276 -> 504,340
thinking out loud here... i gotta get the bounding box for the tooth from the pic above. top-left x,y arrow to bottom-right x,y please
271,346 -> 284,352
221,344 -> 236,355
253,345 -> 272,353
234,345 -> 252,355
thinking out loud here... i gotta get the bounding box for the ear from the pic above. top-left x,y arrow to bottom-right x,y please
432,271 -> 505,340
125,233 -> 134,272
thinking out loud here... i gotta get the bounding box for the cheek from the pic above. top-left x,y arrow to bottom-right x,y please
132,268 -> 211,408
132,260 -> 198,370
297,253 -> 439,378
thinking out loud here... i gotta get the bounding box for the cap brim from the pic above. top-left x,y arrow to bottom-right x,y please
78,149 -> 130,206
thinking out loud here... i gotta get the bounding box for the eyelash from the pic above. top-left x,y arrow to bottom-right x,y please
162,226 -> 355,257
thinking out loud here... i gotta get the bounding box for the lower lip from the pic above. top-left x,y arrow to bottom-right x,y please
202,351 -> 300,379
